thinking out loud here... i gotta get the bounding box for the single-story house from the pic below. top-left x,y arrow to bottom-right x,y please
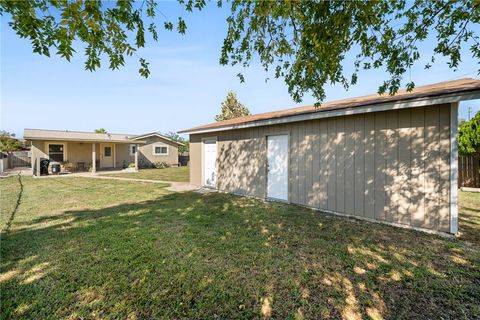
24,129 -> 183,175
180,78 -> 480,235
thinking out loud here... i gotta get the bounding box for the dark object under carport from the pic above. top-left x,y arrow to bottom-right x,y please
51,163 -> 61,175
40,159 -> 50,175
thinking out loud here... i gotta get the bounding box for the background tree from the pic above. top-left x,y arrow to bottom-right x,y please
458,111 -> 480,155
0,131 -> 22,153
163,131 -> 189,154
94,128 -> 107,133
215,91 -> 251,121
1,1 -> 478,102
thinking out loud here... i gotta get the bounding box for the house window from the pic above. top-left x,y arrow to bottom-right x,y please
153,145 -> 168,155
48,144 -> 64,162
130,144 -> 136,156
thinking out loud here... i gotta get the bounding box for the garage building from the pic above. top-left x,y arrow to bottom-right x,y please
180,79 -> 480,235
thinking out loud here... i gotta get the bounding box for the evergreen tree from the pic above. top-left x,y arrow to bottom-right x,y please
215,91 -> 251,122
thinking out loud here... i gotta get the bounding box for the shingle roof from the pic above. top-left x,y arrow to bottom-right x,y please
180,78 -> 480,134
131,132 -> 184,146
24,129 -> 146,143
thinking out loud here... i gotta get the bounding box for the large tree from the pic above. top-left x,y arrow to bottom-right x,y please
0,131 -> 22,153
215,91 -> 250,121
458,111 -> 480,155
163,131 -> 189,154
1,1 -> 478,102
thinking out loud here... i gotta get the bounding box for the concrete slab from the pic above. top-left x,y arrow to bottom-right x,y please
0,168 -> 32,177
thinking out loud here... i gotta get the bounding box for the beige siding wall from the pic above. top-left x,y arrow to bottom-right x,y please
114,144 -> 133,168
30,141 -> 134,170
138,136 -> 179,167
117,138 -> 180,168
68,142 -> 94,164
30,137 -> 179,171
189,104 -> 453,233
190,136 -> 202,186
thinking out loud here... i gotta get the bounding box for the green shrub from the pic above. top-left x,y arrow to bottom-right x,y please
128,162 -> 136,168
153,161 -> 169,169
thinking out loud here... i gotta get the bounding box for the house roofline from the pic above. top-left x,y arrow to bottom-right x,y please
180,90 -> 480,135
130,132 -> 184,146
24,136 -> 147,144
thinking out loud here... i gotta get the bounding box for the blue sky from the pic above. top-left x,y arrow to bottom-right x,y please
1,2 -> 479,138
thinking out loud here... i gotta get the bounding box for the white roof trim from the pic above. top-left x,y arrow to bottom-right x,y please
131,132 -> 184,146
24,136 -> 147,144
182,91 -> 480,134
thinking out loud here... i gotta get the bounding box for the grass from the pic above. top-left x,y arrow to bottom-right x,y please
100,166 -> 189,182
1,176 -> 479,319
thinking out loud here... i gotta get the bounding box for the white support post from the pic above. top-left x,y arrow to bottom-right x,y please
36,155 -> 41,176
92,143 -> 96,174
32,150 -> 40,177
113,144 -> 116,169
134,144 -> 139,172
450,102 -> 459,235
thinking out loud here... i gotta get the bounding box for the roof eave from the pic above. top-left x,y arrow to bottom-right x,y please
131,132 -> 184,146
180,90 -> 480,135
24,137 -> 147,144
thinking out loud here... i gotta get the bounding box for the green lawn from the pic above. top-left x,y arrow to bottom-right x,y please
100,166 -> 189,182
1,176 -> 479,319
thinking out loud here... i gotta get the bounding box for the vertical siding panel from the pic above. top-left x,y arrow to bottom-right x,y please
238,129 -> 249,194
285,124 -> 291,201
312,120 -> 321,208
299,124 -> 307,205
364,113 -> 375,219
239,129 -> 247,194
397,109 -> 412,225
344,116 -> 355,215
232,129 -> 239,193
216,132 -> 224,191
319,119 -> 328,209
305,121 -> 314,206
253,127 -> 261,198
410,107 -> 426,227
354,114 -> 365,217
228,129 -> 235,193
292,123 -> 300,204
336,117 -> 346,213
424,106 -> 440,230
327,118 -> 337,211
265,125 -> 273,198
260,126 -> 267,199
237,129 -> 245,194
229,130 -> 236,193
247,127 -> 258,197
385,111 -> 399,222
374,112 -> 386,221
221,130 -> 230,192
438,105 -> 451,232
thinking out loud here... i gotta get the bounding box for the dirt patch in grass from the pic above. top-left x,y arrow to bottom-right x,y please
1,177 -> 479,319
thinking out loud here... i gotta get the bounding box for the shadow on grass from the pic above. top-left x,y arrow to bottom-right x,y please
2,174 -> 24,233
1,192 -> 479,319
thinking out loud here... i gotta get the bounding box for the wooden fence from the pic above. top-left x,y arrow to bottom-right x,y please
458,155 -> 480,188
